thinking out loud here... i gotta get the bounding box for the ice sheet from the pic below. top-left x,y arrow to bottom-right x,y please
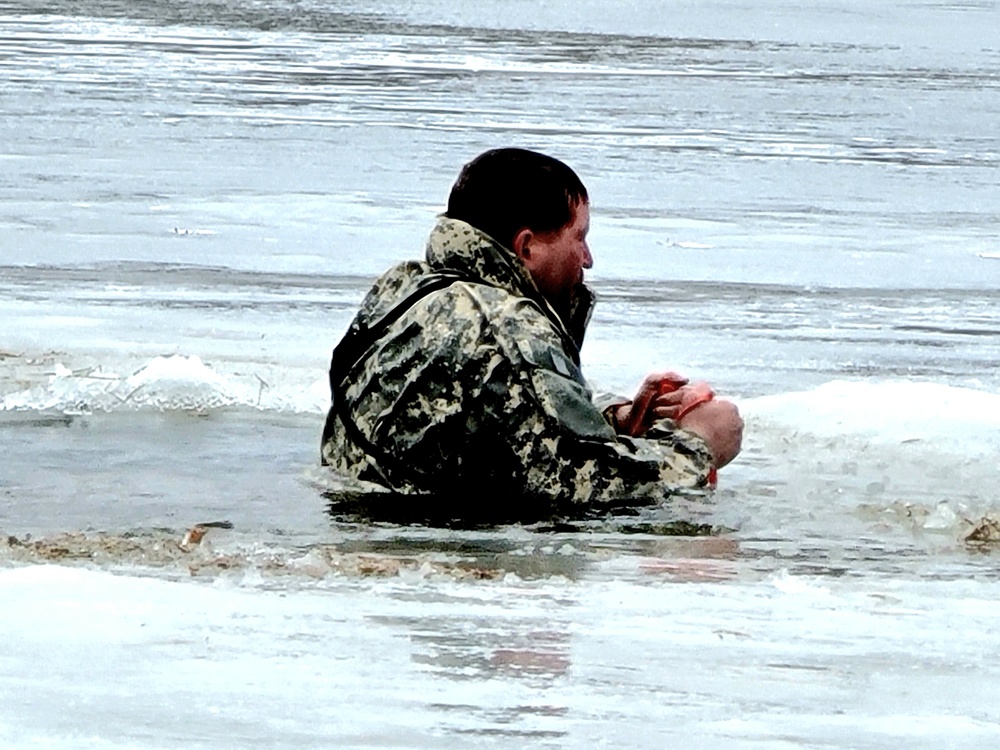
3,564 -> 1000,748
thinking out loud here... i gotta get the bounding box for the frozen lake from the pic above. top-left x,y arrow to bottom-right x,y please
2,0 -> 1000,746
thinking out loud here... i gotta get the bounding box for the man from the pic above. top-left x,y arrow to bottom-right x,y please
321,148 -> 742,517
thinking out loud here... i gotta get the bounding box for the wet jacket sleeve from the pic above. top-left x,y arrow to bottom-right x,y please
477,290 -> 714,505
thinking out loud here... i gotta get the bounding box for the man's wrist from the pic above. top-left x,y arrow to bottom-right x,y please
605,403 -> 629,434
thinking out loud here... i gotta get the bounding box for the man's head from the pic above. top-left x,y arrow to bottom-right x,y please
446,148 -> 592,310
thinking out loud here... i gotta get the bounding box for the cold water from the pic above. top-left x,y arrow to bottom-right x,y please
2,0 -> 999,747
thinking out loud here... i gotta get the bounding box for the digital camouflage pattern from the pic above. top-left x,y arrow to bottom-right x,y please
321,217 -> 713,511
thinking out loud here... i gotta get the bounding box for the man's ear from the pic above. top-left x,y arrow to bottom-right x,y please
512,227 -> 533,263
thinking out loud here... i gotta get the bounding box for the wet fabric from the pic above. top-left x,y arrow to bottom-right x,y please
321,218 -> 712,512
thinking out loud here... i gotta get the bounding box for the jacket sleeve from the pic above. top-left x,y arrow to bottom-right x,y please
482,293 -> 714,505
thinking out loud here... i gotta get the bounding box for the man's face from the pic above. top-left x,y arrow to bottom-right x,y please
522,200 -> 592,308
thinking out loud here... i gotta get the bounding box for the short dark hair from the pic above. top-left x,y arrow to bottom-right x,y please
446,148 -> 588,250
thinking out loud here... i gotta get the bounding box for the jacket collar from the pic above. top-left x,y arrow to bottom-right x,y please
425,217 -> 595,354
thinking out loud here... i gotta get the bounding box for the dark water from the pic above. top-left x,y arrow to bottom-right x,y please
2,0 -> 999,566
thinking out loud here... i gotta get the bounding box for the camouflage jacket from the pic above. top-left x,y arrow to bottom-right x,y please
321,217 -> 712,512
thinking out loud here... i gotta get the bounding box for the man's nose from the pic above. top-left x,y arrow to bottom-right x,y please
582,243 -> 593,269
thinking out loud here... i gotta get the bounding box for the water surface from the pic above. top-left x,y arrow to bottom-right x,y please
2,0 -> 1000,746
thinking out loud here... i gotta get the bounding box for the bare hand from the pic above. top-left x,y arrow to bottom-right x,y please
612,373 -> 743,469
614,371 -> 688,436
675,398 -> 744,468
650,381 -> 715,422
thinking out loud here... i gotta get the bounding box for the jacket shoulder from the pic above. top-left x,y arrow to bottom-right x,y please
355,260 -> 429,328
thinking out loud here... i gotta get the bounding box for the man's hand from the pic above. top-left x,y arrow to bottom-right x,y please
651,381 -> 715,422
674,398 -> 744,469
613,371 -> 688,436
612,372 -> 744,469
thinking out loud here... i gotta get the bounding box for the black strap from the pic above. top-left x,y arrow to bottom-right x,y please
325,272 -> 468,488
